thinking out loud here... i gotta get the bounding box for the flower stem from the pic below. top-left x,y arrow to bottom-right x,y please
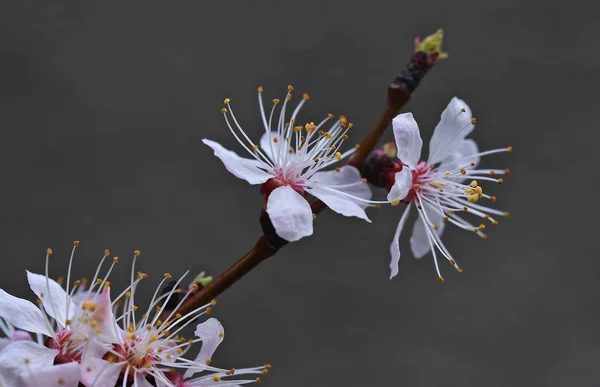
168,32 -> 444,317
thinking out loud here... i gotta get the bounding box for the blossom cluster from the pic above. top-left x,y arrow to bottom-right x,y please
205,88 -> 511,281
0,244 -> 267,386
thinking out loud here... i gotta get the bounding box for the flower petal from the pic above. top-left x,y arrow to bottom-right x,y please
22,362 -> 80,387
0,341 -> 58,374
259,131 -> 290,163
202,139 -> 272,185
440,139 -> 480,170
310,166 -> 372,207
80,341 -> 122,387
27,271 -> 74,328
389,204 -> 412,279
387,168 -> 412,202
428,97 -> 473,165
392,113 -> 422,169
184,318 -> 225,378
266,186 -> 313,242
307,187 -> 371,222
410,201 -> 445,259
0,289 -> 53,336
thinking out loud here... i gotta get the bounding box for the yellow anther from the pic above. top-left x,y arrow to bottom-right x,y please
302,93 -> 310,100
449,259 -> 456,265
133,250 -> 141,256
273,137 -> 279,143
479,224 -> 486,230
461,108 -> 466,113
503,211 -> 510,217
460,168 -> 466,175
497,178 -> 504,184
438,276 -> 445,284
96,278 -> 103,285
265,364 -> 272,368
56,276 -> 64,285
104,249 -> 110,256
456,268 -> 464,273
467,195 -> 479,203
335,167 -> 341,172
164,273 -> 172,279
324,132 -> 332,139
342,134 -> 349,140
413,184 -> 420,190
504,168 -> 511,175
206,307 -> 212,315
262,368 -> 269,374
339,115 -> 348,125
286,93 -> 292,100
137,272 -> 147,279
433,224 -> 439,230
391,200 -> 400,206
205,359 -> 212,366
257,86 -> 263,92
490,196 -> 497,202
329,145 -> 336,151
300,136 -> 305,142
293,125 -> 303,132
219,332 -> 224,339
272,98 -> 280,104
113,256 -> 119,263
227,369 -> 236,375
256,377 -> 262,383
327,113 -> 334,119
348,123 -> 353,129
507,146 -> 513,152
213,376 -> 221,382
463,206 -> 468,212
362,178 -> 367,183
475,186 -> 483,195
297,146 -> 302,150
305,122 -> 316,132
191,283 -> 199,291
443,216 -> 449,222
489,170 -> 495,176
65,319 -> 72,325
471,118 -> 477,125
73,240 -> 80,246
355,144 -> 360,149
287,84 -> 294,91
492,220 -> 499,225
211,299 -> 217,305
470,180 -> 478,188
313,157 -> 319,163
125,291 -> 132,297
251,144 -> 258,151
46,248 -> 53,255
334,152 -> 342,160
125,332 -> 136,340
73,280 -> 80,286
470,162 -> 475,166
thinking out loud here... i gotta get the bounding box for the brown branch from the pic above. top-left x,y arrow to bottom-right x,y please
166,37 -> 443,319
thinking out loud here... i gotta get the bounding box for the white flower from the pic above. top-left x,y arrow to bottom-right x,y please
0,242 -> 120,384
203,85 -> 372,242
80,254 -> 267,387
387,97 -> 511,281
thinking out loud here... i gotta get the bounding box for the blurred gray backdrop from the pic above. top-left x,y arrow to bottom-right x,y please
0,1 -> 597,386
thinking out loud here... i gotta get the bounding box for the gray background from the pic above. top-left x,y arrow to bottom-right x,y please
0,1 -> 597,386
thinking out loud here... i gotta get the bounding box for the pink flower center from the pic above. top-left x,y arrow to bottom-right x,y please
260,168 -> 306,199
402,161 -> 431,204
45,329 -> 82,364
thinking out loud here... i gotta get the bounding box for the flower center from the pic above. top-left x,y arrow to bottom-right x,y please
402,161 -> 431,203
260,169 -> 306,198
45,329 -> 82,364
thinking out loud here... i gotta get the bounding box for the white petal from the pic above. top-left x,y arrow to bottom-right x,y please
202,139 -> 272,185
0,289 -> 52,336
389,204 -> 412,279
133,374 -> 154,387
387,168 -> 412,202
266,186 -> 313,242
27,271 -> 74,328
307,187 -> 371,222
392,113 -> 422,169
440,138 -> 480,171
0,341 -> 58,374
79,351 -> 122,387
0,365 -> 23,387
22,362 -> 80,387
259,131 -> 289,162
428,97 -> 473,165
310,166 -> 372,207
410,202 -> 445,259
184,318 -> 225,378
0,338 -> 13,351
90,288 -> 120,344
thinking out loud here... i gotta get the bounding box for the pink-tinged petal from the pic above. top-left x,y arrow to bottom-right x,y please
387,168 -> 412,202
389,204 -> 412,279
410,202 -> 445,259
202,139 -> 272,185
89,288 -> 120,344
307,187 -> 371,222
11,331 -> 33,342
133,374 -> 154,387
27,271 -> 74,328
428,97 -> 473,165
266,186 -> 313,242
0,365 -> 23,387
392,113 -> 423,169
310,166 -> 372,208
0,341 -> 58,374
184,318 -> 225,378
0,289 -> 53,336
0,338 -> 13,351
22,362 -> 80,387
